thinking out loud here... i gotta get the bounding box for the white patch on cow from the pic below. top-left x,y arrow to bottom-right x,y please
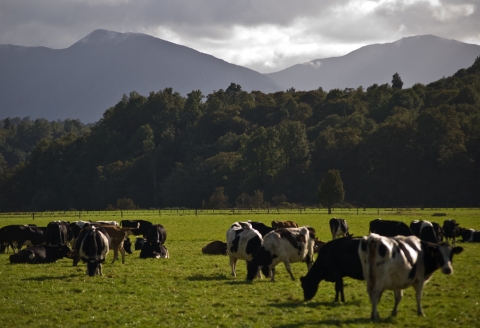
226,223 -> 262,277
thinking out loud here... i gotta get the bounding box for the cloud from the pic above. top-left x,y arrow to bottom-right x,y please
0,0 -> 479,73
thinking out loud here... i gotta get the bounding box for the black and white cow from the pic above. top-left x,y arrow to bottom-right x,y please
329,218 -> 352,239
358,233 -> 463,320
443,219 -> 461,246
431,222 -> 444,242
300,237 -> 364,302
134,237 -> 146,250
369,219 -> 414,237
139,224 -> 168,259
459,228 -> 480,242
45,221 -> 69,246
10,244 -> 72,264
0,225 -> 46,252
74,226 -> 110,276
226,222 -> 263,278
246,226 -> 316,281
410,220 -> 439,243
120,220 -> 153,238
248,221 -> 274,237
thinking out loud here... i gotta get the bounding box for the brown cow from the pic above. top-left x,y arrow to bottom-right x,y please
271,220 -> 299,229
202,241 -> 227,255
96,225 -> 133,264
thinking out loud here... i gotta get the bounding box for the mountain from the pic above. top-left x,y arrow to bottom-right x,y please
266,35 -> 480,91
0,29 -> 281,123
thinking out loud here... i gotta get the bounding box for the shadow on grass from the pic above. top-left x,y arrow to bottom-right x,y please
269,299 -> 362,309
186,274 -> 230,281
22,273 -> 78,281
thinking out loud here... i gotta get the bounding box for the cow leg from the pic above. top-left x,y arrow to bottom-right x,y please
413,282 -> 426,316
391,289 -> 403,316
111,247 -> 119,264
334,278 -> 345,302
229,256 -> 238,277
368,288 -> 383,320
270,267 -> 276,282
283,261 -> 295,281
98,263 -> 103,276
120,246 -> 126,264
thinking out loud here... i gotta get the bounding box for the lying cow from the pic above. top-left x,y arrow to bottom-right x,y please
135,237 -> 146,250
74,226 -> 110,276
202,241 -> 227,255
271,220 -> 298,229
10,244 -> 72,264
246,226 -> 315,282
329,218 -> 352,239
120,220 -> 153,238
410,220 -> 439,243
226,222 -> 263,278
358,233 -> 463,320
301,237 -> 363,302
139,224 -> 169,259
459,228 -> 480,242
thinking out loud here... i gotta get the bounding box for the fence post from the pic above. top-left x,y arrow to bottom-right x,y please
32,212 -> 35,220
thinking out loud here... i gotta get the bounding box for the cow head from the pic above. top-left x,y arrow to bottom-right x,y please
86,259 -> 102,277
300,276 -> 318,301
123,238 -> 132,254
425,242 -> 463,275
246,247 -> 273,281
57,244 -> 72,259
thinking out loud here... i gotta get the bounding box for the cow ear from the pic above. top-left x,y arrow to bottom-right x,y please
453,246 -> 463,255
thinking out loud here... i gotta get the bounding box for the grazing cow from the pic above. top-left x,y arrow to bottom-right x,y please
120,220 -> 153,237
301,237 -> 364,302
134,237 -> 146,250
139,224 -> 168,259
202,241 -> 228,255
247,226 -> 316,281
74,226 -> 110,276
226,222 -> 263,277
329,218 -> 352,239
358,233 -> 463,320
248,221 -> 274,236
410,220 -> 439,243
271,220 -> 298,229
45,221 -> 69,246
443,219 -> 461,246
459,228 -> 480,242
98,225 -> 133,264
10,244 -> 71,264
369,219 -> 414,237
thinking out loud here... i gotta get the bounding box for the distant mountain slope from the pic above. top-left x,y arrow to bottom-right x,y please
0,29 -> 281,123
266,35 -> 480,91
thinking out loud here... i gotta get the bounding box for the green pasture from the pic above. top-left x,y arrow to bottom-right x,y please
0,209 -> 479,327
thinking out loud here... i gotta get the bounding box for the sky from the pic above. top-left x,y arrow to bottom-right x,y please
1,0 -> 479,73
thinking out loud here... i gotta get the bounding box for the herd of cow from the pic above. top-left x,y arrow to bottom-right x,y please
0,219 -> 168,276
1,216 -> 478,320
207,217 -> 475,320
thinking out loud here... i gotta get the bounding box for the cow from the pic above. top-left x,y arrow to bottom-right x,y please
432,222 -> 444,242
247,226 -> 316,282
443,219 -> 461,246
10,244 -> 72,264
139,224 -> 168,259
369,219 -> 414,237
95,221 -> 119,226
98,225 -> 133,264
358,233 -> 463,320
248,221 -> 274,236
202,241 -> 228,255
300,237 -> 364,302
74,226 -> 110,276
45,221 -> 69,246
134,237 -> 146,250
329,218 -> 352,239
226,222 -> 263,278
410,220 -> 439,243
459,228 -> 480,242
0,225 -> 46,252
271,220 -> 298,229
68,221 -> 91,247
120,220 -> 153,237
314,239 -> 326,253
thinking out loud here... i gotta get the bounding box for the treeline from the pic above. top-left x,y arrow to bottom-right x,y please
1,57 -> 479,211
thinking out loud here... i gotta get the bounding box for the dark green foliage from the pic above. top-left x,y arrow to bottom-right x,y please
1,57 -> 480,210
317,170 -> 345,214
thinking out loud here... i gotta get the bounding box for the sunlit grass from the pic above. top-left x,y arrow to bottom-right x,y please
0,209 -> 479,327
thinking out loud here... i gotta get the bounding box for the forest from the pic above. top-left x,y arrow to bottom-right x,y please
0,57 -> 479,211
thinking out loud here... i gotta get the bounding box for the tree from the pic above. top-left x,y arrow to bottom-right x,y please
392,73 -> 403,90
317,170 -> 345,214
207,186 -> 229,209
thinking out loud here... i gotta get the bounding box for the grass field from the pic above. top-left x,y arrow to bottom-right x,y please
0,208 -> 479,327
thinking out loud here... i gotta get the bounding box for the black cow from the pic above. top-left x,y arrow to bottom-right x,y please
300,237 -> 364,302
120,220 -> 153,238
329,218 -> 352,239
248,221 -> 274,237
139,224 -> 168,259
410,220 -> 439,243
0,225 -> 45,253
369,219 -> 414,237
45,221 -> 69,245
202,241 -> 228,255
134,237 -> 146,250
459,228 -> 480,242
10,244 -> 71,264
443,219 -> 461,246
74,226 -> 110,276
